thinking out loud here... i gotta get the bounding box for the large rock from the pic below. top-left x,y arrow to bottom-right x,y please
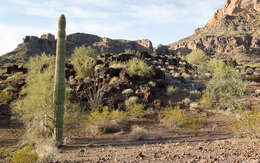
0,33 -> 153,68
157,0 -> 260,57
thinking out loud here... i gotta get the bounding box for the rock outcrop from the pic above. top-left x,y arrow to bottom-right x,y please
0,33 -> 153,68
165,0 -> 260,58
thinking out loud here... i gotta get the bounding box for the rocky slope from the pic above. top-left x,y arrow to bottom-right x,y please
156,0 -> 260,62
0,33 -> 153,68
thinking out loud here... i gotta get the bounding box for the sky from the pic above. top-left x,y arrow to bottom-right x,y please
0,0 -> 225,55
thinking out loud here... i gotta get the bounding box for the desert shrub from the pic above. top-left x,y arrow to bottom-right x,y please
85,106 -> 127,134
126,58 -> 154,78
13,54 -> 85,143
166,86 -> 178,96
200,90 -> 213,108
13,53 -> 55,123
126,104 -> 145,118
85,79 -> 106,111
71,46 -> 98,77
159,105 -> 203,130
0,68 -> 4,76
124,49 -> 135,55
0,88 -> 15,104
231,105 -> 260,137
129,126 -> 149,140
185,49 -> 209,65
8,144 -> 38,163
204,59 -> 249,109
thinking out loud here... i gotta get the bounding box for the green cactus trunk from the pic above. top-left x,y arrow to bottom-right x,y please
53,14 -> 66,146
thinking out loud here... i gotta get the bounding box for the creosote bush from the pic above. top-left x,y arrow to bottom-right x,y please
185,49 -> 209,65
159,105 -> 203,130
126,58 -> 154,78
71,46 -> 98,77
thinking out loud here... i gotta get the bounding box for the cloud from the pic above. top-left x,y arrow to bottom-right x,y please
129,0 -> 224,26
68,21 -> 131,37
71,0 -> 120,8
67,7 -> 111,19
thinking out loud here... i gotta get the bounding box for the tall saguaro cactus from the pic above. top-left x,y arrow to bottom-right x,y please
54,14 -> 66,146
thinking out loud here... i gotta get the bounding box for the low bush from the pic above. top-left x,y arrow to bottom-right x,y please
159,105 -> 203,130
71,46 -> 98,77
8,144 -> 38,163
124,49 -> 136,55
126,104 -> 145,118
204,59 -> 249,109
231,105 -> 260,137
185,49 -> 209,65
129,126 -> 149,141
126,58 -> 154,78
85,106 -> 127,134
0,89 -> 15,104
166,86 -> 178,96
200,90 -> 213,109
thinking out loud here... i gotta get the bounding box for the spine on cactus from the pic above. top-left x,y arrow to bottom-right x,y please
53,14 -> 66,146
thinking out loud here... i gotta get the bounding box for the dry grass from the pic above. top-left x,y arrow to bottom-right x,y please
159,105 -> 204,130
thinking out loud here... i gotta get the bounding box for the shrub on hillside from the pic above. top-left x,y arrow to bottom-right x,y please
185,49 -> 209,65
126,58 -> 154,78
124,49 -> 136,55
71,46 -> 98,77
0,88 -> 15,104
13,53 -> 85,143
203,59 -> 249,110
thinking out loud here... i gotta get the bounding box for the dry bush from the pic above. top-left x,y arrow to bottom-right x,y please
129,126 -> 149,141
166,86 -> 178,96
200,90 -> 213,109
7,144 -> 38,163
126,104 -> 146,118
159,105 -> 203,130
85,106 -> 127,135
85,78 -> 106,111
0,88 -> 15,104
231,105 -> 260,137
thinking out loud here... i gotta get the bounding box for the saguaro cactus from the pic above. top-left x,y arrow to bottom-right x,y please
53,14 -> 66,146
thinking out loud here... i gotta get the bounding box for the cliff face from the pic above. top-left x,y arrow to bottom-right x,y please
0,33 -> 153,67
160,0 -> 260,58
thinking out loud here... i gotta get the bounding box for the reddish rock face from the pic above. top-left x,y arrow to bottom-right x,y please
223,0 -> 260,14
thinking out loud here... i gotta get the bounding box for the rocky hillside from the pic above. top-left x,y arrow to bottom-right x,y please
0,33 -> 153,68
156,0 -> 260,62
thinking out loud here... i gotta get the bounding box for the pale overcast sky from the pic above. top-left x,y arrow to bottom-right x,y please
0,0 -> 225,55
